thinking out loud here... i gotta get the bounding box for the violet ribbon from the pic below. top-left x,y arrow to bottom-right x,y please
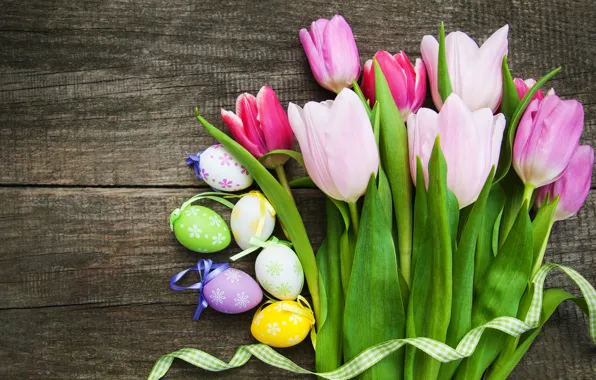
170,259 -> 230,320
185,151 -> 203,179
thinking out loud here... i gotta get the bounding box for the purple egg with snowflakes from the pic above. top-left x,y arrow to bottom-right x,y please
199,144 -> 253,191
203,268 -> 263,314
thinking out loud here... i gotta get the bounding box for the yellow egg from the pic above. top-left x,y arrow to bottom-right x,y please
250,301 -> 314,348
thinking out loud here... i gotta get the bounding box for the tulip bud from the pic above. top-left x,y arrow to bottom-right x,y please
361,51 -> 427,120
512,95 -> 584,188
421,25 -> 509,112
288,89 -> 378,203
535,145 -> 594,221
299,15 -> 360,93
221,86 -> 294,168
407,94 -> 505,208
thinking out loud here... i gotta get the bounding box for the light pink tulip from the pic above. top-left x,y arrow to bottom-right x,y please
407,93 -> 505,208
221,86 -> 294,168
299,15 -> 360,93
361,50 -> 426,119
535,145 -> 594,221
513,95 -> 584,188
421,25 -> 509,112
288,89 -> 378,203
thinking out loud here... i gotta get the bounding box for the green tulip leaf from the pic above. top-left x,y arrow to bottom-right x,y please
438,22 -> 453,102
439,168 -> 494,380
405,138 -> 452,380
455,202 -> 533,380
374,58 -> 413,285
353,80 -> 372,119
259,149 -> 305,169
289,176 -> 316,188
344,176 -> 405,380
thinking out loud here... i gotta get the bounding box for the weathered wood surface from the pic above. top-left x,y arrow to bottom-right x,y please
0,0 -> 595,379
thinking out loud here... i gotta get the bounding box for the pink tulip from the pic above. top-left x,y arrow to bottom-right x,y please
535,145 -> 594,221
513,78 -> 555,102
361,50 -> 427,119
299,15 -> 360,93
407,93 -> 505,208
512,95 -> 584,188
421,25 -> 509,112
288,88 -> 378,203
221,86 -> 294,168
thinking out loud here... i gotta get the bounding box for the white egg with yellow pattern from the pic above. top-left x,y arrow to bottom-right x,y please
251,301 -> 314,348
199,144 -> 253,192
230,192 -> 276,250
255,244 -> 304,300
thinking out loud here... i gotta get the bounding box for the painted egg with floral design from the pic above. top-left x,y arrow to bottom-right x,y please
199,144 -> 253,191
251,301 -> 314,348
203,268 -> 263,314
231,192 -> 276,250
172,205 -> 231,253
255,244 -> 304,300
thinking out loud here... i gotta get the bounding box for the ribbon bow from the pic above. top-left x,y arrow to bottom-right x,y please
229,236 -> 292,261
185,151 -> 203,180
170,259 -> 230,320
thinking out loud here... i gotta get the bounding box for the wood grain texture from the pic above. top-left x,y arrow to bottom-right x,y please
0,0 -> 594,186
0,0 -> 595,379
0,187 -> 594,379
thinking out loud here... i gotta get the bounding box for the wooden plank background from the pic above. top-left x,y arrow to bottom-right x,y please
0,0 -> 594,379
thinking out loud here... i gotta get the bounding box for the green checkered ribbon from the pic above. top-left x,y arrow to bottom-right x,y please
148,263 -> 595,380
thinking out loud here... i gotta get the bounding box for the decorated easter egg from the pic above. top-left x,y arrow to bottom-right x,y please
203,268 -> 263,314
251,301 -> 314,348
255,244 -> 304,300
172,205 -> 231,253
231,192 -> 276,250
199,144 -> 253,191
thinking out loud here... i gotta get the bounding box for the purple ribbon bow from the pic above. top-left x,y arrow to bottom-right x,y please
170,259 -> 230,320
185,151 -> 203,180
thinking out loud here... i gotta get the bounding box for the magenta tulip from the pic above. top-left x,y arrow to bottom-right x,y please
221,86 -> 294,168
288,89 -> 378,203
407,93 -> 505,208
535,145 -> 594,221
421,25 -> 508,112
513,78 -> 552,102
512,94 -> 584,188
299,15 -> 360,93
361,50 -> 427,119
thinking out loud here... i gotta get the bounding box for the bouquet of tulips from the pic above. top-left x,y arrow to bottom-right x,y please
149,15 -> 595,380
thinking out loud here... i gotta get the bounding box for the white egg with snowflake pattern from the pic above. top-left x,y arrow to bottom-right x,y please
198,144 -> 253,191
255,244 -> 304,300
231,192 -> 276,250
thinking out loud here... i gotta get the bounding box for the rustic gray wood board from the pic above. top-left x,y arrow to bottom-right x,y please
0,0 -> 595,379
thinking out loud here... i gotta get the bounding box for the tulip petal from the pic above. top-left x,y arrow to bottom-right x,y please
326,89 -> 378,202
553,145 -> 594,220
421,35 -> 442,109
374,51 -> 407,112
256,86 -> 294,153
407,108 -> 440,186
490,113 -> 506,170
445,31 -> 479,106
289,101 -> 342,200
236,93 -> 266,153
411,58 -> 427,115
322,15 -> 360,92
361,59 -> 375,105
300,26 -> 330,89
221,108 -> 263,158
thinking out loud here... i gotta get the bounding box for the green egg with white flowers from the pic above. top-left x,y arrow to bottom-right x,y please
172,205 -> 231,253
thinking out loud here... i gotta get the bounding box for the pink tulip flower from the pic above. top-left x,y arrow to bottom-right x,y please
421,25 -> 509,112
361,50 -> 427,120
407,93 -> 505,208
299,15 -> 361,93
221,86 -> 294,168
288,88 -> 378,203
513,95 -> 584,188
535,145 -> 594,221
514,78 -> 555,102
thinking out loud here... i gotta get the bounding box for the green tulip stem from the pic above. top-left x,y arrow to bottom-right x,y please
274,165 -> 295,203
348,201 -> 360,235
531,219 -> 555,279
522,184 -> 535,208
